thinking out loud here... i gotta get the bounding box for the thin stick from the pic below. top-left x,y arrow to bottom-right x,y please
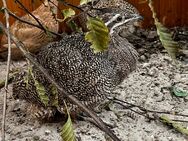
0,22 -> 120,141
1,0 -> 12,140
110,97 -> 188,117
15,0 -> 46,32
5,7 -> 62,38
109,97 -> 188,123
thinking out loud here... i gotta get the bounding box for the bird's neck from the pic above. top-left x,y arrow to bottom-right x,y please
108,33 -> 138,81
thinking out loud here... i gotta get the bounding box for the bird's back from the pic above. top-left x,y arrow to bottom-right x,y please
34,33 -> 117,109
13,31 -> 137,113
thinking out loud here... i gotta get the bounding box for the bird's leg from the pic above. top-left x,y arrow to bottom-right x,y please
30,105 -> 58,121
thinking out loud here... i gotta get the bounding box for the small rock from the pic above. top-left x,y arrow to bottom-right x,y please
148,67 -> 158,77
147,31 -> 157,40
45,129 -> 51,135
140,55 -> 147,61
33,135 -> 40,141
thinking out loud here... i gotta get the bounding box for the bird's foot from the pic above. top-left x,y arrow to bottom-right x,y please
29,105 -> 57,121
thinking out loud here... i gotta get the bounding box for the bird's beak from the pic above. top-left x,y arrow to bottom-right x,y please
135,15 -> 144,21
130,14 -> 144,27
129,14 -> 144,21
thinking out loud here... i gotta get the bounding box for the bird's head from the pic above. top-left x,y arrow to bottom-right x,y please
104,11 -> 143,35
91,0 -> 143,36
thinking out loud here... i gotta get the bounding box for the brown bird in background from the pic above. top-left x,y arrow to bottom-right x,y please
0,0 -> 59,60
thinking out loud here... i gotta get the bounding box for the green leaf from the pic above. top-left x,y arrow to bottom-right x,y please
35,79 -> 49,106
67,21 -> 80,32
29,68 -> 49,106
80,0 -> 92,5
160,115 -> 188,136
62,8 -> 75,21
172,86 -> 188,97
61,102 -> 76,141
85,17 -> 110,53
148,0 -> 179,60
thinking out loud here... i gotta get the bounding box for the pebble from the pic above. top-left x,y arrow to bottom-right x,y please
33,135 -> 40,141
45,129 -> 51,135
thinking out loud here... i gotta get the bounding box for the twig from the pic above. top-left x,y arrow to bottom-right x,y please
110,97 -> 188,117
0,22 -> 121,141
15,0 -> 46,31
108,97 -> 188,123
5,8 -> 62,37
171,119 -> 188,123
1,0 -> 12,140
58,0 -> 85,12
110,99 -> 153,120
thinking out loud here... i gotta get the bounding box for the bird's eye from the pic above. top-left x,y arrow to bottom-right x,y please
116,16 -> 122,22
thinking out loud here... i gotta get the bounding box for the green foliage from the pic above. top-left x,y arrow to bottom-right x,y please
172,86 -> 188,97
80,0 -> 92,5
28,68 -> 49,107
85,17 -> 110,53
61,102 -> 76,141
67,21 -> 80,32
34,79 -> 49,106
62,8 -> 75,21
148,0 -> 179,60
160,115 -> 188,136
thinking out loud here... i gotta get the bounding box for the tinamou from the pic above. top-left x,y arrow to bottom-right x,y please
12,0 -> 142,119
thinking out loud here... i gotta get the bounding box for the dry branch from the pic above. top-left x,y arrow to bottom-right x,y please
1,0 -> 12,140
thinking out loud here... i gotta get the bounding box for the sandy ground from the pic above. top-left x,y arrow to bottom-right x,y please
0,27 -> 188,141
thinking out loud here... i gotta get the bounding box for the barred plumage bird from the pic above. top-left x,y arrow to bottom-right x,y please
12,0 -> 142,119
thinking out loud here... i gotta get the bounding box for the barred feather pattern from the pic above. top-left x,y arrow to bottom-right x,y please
13,32 -> 138,114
